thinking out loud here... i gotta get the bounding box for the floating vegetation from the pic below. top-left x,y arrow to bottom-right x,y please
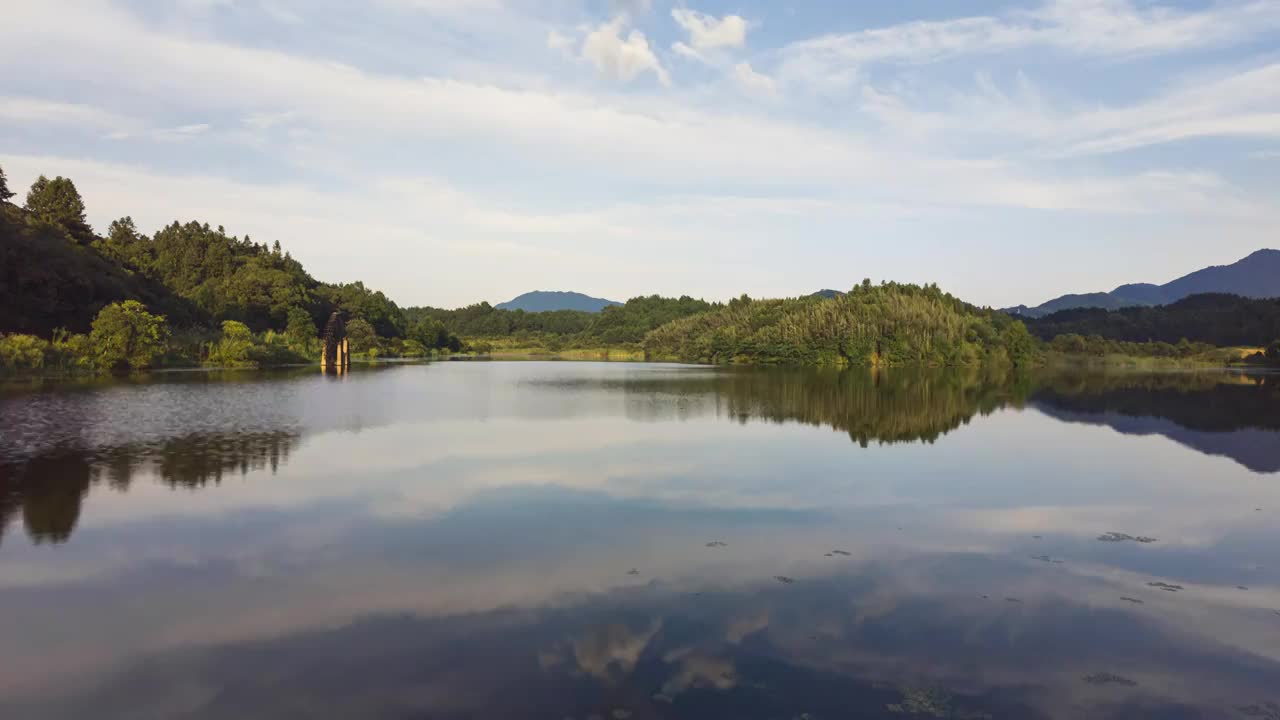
831,550 -> 851,556
1030,554 -> 1054,563
1032,535 -> 1042,539
1083,672 -> 1138,687
824,553 -> 833,557
1005,597 -> 1022,603
887,687 -> 953,717
1120,597 -> 1145,604
705,541 -> 728,548
1237,586 -> 1250,590
1098,532 -> 1158,543
626,568 -> 639,576
1147,582 -> 1182,592
1235,701 -> 1280,719
886,687 -> 992,719
774,576 -> 796,584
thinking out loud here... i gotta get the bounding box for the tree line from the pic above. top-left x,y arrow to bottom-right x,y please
2,161 -> 1276,373
643,281 -> 1039,367
0,163 -> 464,372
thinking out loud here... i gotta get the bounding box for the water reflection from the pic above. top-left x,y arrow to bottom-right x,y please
0,432 -> 297,546
0,363 -> 1277,719
2,366 -> 1277,547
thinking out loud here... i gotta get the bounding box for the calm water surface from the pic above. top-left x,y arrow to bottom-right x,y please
1,362 -> 1278,719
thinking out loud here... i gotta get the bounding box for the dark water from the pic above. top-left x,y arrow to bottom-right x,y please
1,362 -> 1278,719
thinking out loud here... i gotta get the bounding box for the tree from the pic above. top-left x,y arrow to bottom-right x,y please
208,320 -> 255,366
285,306 -> 318,349
0,163 -> 14,202
97,216 -> 148,267
26,175 -> 91,241
1267,340 -> 1280,362
346,317 -> 377,354
89,301 -> 169,371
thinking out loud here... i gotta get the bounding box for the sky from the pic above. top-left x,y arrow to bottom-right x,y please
1,0 -> 1278,310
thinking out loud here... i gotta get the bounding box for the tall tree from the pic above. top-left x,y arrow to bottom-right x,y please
0,163 -> 14,202
25,175 -> 91,242
89,300 -> 170,371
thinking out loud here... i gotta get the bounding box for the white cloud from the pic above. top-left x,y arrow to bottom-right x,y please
582,17 -> 670,85
732,62 -> 776,97
779,0 -> 1280,90
0,96 -> 138,136
242,111 -> 296,130
546,28 -> 573,54
1,0 -> 1277,308
154,123 -> 213,141
671,8 -> 748,51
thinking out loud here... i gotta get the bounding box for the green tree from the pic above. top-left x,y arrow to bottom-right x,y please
0,163 -> 14,202
89,301 -> 169,371
26,175 -> 91,241
346,317 -> 377,354
0,334 -> 49,370
285,307 -> 318,349
208,320 -> 255,366
96,216 -> 149,267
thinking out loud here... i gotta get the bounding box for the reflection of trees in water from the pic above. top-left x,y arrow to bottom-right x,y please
621,367 -> 1035,446
1029,372 -> 1280,473
1030,371 -> 1279,433
715,367 -> 1033,446
0,431 -> 296,547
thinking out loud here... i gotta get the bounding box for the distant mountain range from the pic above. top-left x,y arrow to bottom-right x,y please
495,290 -> 622,313
1004,249 -> 1280,318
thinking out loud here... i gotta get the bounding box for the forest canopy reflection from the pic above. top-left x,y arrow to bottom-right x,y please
0,431 -> 296,546
1,366 -> 1276,546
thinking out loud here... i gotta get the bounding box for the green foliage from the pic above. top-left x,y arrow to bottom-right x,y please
0,203 -> 199,335
0,334 -> 48,370
285,306 -> 319,354
25,175 -> 91,242
317,282 -> 406,338
346,317 -> 377,354
406,294 -> 717,349
143,221 -> 317,331
1026,293 -> 1280,348
643,282 -> 1036,367
89,301 -> 170,371
207,320 -> 256,367
588,295 -> 719,344
0,163 -> 13,202
1046,333 -> 1215,359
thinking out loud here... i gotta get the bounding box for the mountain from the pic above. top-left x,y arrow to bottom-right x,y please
1005,249 -> 1280,318
495,291 -> 622,313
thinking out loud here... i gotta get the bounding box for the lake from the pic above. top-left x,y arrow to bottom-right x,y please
1,362 -> 1277,719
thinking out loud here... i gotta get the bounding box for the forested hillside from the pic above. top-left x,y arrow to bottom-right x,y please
3,160 -> 1274,374
0,163 -> 461,371
408,294 -> 719,347
643,282 -> 1038,366
1025,294 -> 1280,347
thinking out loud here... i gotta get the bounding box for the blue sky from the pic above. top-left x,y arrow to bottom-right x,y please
2,0 -> 1278,309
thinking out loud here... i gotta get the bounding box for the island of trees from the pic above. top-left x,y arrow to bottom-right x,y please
1,161 -> 1277,374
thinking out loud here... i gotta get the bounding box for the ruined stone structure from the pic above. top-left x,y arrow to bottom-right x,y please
320,311 -> 350,371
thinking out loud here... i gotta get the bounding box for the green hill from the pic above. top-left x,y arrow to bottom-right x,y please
643,282 -> 1036,367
